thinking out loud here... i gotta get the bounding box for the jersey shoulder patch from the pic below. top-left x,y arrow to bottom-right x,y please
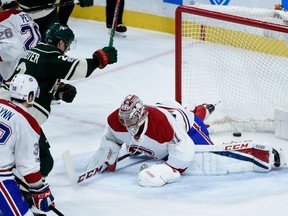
107,108 -> 127,132
0,9 -> 21,22
145,107 -> 174,144
0,99 -> 41,135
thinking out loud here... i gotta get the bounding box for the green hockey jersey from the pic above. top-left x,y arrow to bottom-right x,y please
13,43 -> 99,122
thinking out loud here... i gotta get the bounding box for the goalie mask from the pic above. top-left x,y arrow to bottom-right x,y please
118,94 -> 148,136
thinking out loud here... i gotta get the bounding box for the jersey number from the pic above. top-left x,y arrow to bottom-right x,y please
21,23 -> 41,51
0,122 -> 12,145
0,28 -> 13,39
0,24 -> 40,51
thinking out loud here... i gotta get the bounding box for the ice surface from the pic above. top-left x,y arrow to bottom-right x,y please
42,18 -> 288,216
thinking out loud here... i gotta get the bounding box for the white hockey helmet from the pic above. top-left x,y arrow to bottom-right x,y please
9,74 -> 40,104
118,94 -> 148,136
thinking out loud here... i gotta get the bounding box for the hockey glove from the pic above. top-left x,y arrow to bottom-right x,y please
93,47 -> 118,69
138,164 -> 181,187
29,184 -> 55,212
79,0 -> 94,7
86,139 -> 121,172
54,82 -> 77,103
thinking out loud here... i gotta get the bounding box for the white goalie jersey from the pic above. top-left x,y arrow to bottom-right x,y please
87,98 -> 286,187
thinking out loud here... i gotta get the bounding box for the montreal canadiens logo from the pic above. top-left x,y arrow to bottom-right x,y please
209,0 -> 230,5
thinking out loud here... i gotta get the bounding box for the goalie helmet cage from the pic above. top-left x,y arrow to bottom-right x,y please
175,4 -> 288,133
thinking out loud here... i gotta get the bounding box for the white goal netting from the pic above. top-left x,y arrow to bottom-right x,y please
175,4 -> 288,133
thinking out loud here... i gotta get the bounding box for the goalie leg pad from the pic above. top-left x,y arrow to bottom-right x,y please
189,141 -> 274,174
138,164 -> 180,187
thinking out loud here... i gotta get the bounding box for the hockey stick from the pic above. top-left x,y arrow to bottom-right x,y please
195,140 -> 254,152
62,150 -> 142,184
19,0 -> 79,14
108,0 -> 121,47
13,175 -> 64,216
62,141 -> 260,184
195,140 -> 274,154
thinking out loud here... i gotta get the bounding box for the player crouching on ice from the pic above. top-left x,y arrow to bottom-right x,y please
87,94 -> 286,187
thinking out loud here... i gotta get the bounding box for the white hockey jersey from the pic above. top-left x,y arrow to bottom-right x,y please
105,104 -> 208,173
0,99 -> 41,185
104,104 -> 276,175
0,9 -> 40,80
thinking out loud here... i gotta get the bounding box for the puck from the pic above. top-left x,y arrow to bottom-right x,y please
233,132 -> 242,137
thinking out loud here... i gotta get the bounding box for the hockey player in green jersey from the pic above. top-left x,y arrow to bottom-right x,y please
2,22 -> 117,199
13,22 -> 117,126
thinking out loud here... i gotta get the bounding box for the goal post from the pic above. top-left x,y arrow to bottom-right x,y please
175,4 -> 288,133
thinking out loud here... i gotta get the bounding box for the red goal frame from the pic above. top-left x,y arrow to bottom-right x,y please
175,5 -> 288,104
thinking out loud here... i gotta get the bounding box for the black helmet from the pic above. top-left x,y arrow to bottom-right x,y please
45,23 -> 75,46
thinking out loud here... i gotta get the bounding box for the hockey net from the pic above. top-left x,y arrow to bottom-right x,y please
175,4 -> 288,134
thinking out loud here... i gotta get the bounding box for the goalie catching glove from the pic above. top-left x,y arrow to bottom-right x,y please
93,47 -> 118,69
29,184 -> 55,212
138,163 -> 181,187
54,82 -> 77,103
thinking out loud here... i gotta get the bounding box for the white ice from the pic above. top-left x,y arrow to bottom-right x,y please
42,18 -> 288,216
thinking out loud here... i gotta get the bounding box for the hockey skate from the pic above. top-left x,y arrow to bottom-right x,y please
272,148 -> 287,167
108,24 -> 127,37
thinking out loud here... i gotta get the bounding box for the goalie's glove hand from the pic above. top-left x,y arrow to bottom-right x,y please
55,82 -> 77,103
29,184 -> 55,212
93,47 -> 118,69
138,164 -> 180,187
79,0 -> 94,7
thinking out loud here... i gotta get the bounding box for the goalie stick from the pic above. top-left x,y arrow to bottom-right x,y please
194,140 -> 256,152
62,140 -> 260,184
13,174 -> 64,216
62,150 -> 142,184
